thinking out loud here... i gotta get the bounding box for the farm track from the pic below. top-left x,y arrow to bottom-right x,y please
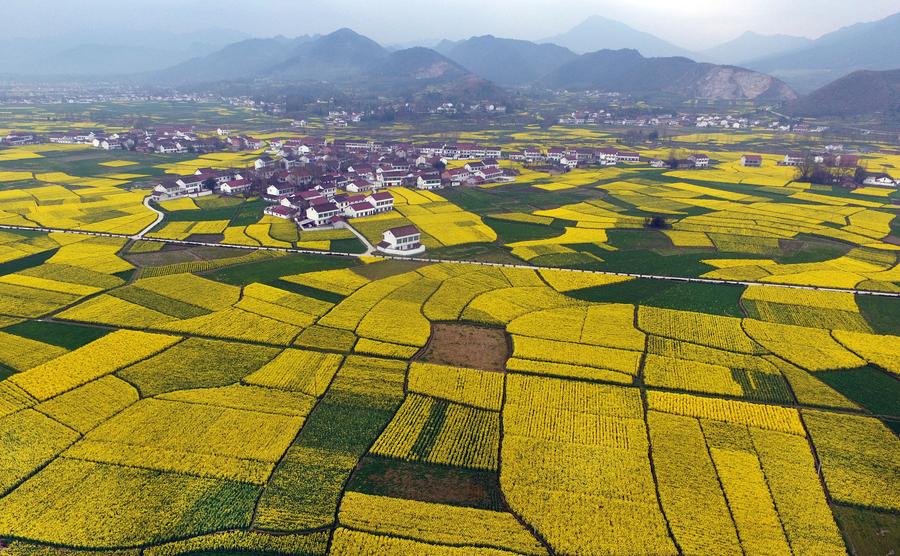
2,222 -> 898,298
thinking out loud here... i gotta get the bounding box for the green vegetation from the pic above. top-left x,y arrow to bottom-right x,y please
568,279 -> 745,317
0,249 -> 58,277
857,295 -> 900,336
3,320 -> 110,350
817,366 -> 900,419
832,505 -> 900,556
206,254 -> 358,286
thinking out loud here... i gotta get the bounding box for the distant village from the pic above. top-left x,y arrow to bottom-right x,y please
2,122 -> 896,238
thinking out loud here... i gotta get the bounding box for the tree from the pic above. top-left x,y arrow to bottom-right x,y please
201,178 -> 217,192
794,154 -> 818,183
644,215 -> 669,230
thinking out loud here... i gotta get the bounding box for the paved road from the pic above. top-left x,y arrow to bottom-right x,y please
2,222 -> 898,298
134,197 -> 165,240
336,221 -> 376,256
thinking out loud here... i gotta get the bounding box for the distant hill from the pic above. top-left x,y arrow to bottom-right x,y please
701,32 -> 813,65
152,36 -> 313,85
748,12 -> 900,92
539,49 -> 797,101
785,69 -> 900,118
153,29 -> 501,99
441,35 -> 577,86
541,16 -> 696,58
272,28 -> 388,81
0,30 -> 248,77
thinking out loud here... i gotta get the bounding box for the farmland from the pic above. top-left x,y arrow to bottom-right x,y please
0,103 -> 896,555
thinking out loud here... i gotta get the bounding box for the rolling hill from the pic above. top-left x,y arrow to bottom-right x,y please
786,69 -> 900,118
152,29 -> 501,99
539,49 -> 797,101
440,35 -> 577,87
701,32 -> 813,65
747,12 -> 900,92
151,36 -> 314,85
272,28 -> 388,81
149,27 -> 799,103
541,16 -> 696,58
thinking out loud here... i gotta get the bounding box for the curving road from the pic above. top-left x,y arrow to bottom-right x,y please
133,196 -> 165,240
1,222 -> 897,298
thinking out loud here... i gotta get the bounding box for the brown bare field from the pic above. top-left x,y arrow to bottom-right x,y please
419,323 -> 509,372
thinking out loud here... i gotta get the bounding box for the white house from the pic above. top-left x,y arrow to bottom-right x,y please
264,205 -> 296,220
741,155 -> 763,167
377,225 -> 425,256
220,178 -> 252,195
617,151 -> 640,163
862,173 -> 898,187
559,157 -> 578,170
305,202 -> 342,226
368,191 -> 395,211
783,153 -> 805,166
255,156 -> 276,170
378,170 -> 409,187
688,154 -> 710,168
416,172 -> 442,190
266,183 -> 296,198
152,176 -> 206,200
347,179 -> 375,193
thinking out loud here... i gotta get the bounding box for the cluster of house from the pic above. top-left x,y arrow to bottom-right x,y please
650,153 -> 710,169
47,127 -> 223,154
696,115 -> 761,130
0,133 -> 38,146
779,152 -> 860,168
152,169 -> 250,200
267,189 -> 396,228
507,146 -> 640,169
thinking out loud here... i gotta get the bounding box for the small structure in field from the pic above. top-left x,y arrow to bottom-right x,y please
741,154 -> 763,167
377,225 -> 425,256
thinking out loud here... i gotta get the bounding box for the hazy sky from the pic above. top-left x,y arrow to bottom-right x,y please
6,0 -> 899,49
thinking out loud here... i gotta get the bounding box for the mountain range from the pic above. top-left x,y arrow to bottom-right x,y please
700,32 -> 814,66
786,69 -> 900,118
539,49 -> 796,101
145,29 -> 796,102
0,29 -> 250,76
747,12 -> 900,92
150,29 -> 504,100
540,16 -> 696,59
3,13 -> 897,106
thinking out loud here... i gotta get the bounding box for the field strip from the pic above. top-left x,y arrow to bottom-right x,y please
1,223 -> 898,298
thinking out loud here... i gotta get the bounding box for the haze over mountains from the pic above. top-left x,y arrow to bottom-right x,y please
700,32 -> 814,65
786,69 -> 900,118
1,12 -> 897,106
151,29 -> 504,100
539,16 -> 696,59
144,28 -> 796,102
747,12 -> 900,92
0,30 -> 250,76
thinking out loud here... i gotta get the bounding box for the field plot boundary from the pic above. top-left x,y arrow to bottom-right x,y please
0,223 -> 895,298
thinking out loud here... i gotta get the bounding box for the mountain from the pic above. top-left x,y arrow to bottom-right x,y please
701,32 -> 813,65
373,48 -> 468,82
539,49 -> 797,101
748,12 -> 900,92
152,36 -> 313,85
35,44 -> 209,75
541,16 -> 696,58
0,30 -> 249,76
272,28 -> 388,81
785,69 -> 900,118
152,30 -> 501,99
441,35 -> 577,86
374,48 -> 504,99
